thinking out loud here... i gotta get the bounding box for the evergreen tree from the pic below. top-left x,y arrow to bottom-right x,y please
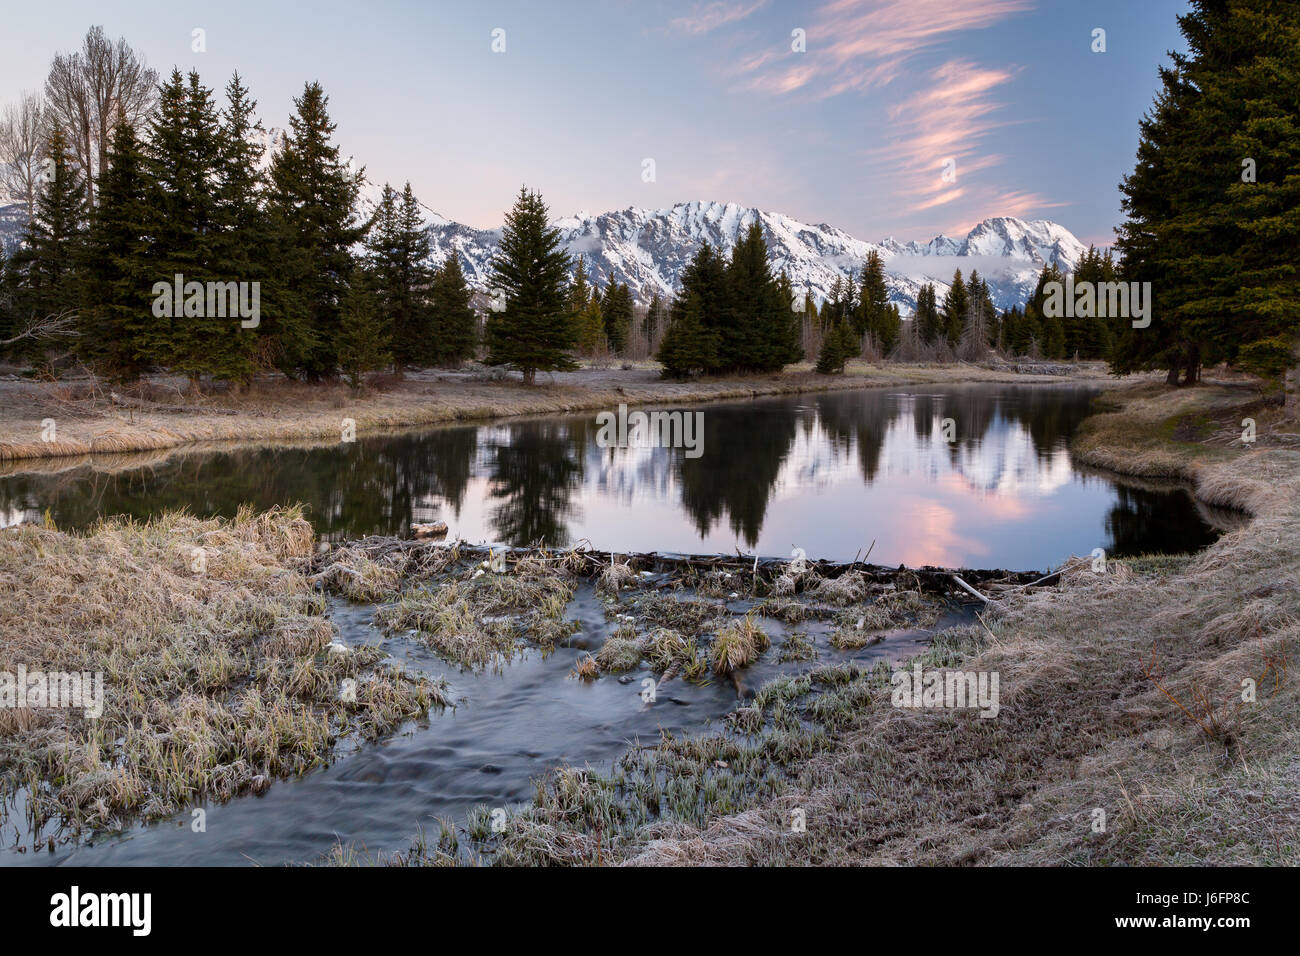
816,313 -> 857,373
656,291 -> 717,378
914,283 -> 942,344
366,181 -> 434,371
568,256 -> 591,313
857,250 -> 892,346
484,186 -> 575,384
718,222 -> 801,371
940,269 -> 968,347
10,126 -> 87,366
267,81 -> 366,379
602,281 -> 632,354
575,295 -> 605,356
644,292 -> 664,338
81,117 -> 151,380
429,253 -> 477,364
337,268 -> 390,389
1113,0 -> 1300,395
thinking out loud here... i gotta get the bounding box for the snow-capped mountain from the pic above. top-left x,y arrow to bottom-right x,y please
425,201 -> 1089,316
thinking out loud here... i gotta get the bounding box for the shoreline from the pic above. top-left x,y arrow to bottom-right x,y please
0,361 -> 1115,467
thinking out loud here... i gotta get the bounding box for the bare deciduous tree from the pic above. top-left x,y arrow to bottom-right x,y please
43,25 -> 158,205
0,92 -> 46,211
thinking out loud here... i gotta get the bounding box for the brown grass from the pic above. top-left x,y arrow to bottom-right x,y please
615,381 -> 1300,865
0,507 -> 443,843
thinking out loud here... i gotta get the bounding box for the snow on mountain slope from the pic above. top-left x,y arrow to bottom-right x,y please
426,201 -> 1089,316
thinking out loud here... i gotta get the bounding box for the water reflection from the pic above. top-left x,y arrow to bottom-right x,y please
0,385 -> 1224,570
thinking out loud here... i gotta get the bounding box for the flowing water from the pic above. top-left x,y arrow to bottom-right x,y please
0,384 -> 1232,865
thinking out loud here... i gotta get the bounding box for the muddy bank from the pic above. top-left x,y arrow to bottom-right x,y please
0,362 -> 1114,465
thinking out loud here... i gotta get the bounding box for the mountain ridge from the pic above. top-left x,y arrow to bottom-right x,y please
423,200 -> 1089,316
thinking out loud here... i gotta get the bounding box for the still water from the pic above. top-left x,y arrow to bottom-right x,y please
0,384 -> 1221,570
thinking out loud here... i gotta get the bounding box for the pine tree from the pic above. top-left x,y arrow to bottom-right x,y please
816,313 -> 857,373
575,295 -> 605,356
484,186 -> 576,384
914,283 -> 942,344
857,250 -> 890,343
568,256 -> 591,313
10,126 -> 87,366
656,290 -> 717,378
940,269 -> 968,347
337,268 -> 390,389
366,182 -> 434,371
1113,0 -> 1300,398
429,253 -> 477,364
719,222 -> 801,372
644,292 -> 664,338
602,281 -> 632,354
81,117 -> 152,381
268,81 -> 366,379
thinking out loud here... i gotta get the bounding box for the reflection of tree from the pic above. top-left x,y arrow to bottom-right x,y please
487,420 -> 585,547
815,393 -> 897,485
0,427 -> 481,541
677,406 -> 797,547
1104,484 -> 1218,557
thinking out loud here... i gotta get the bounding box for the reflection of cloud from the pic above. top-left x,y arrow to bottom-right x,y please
731,0 -> 1033,98
672,0 -> 769,35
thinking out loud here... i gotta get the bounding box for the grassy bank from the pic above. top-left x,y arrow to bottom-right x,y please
369,380 -> 1297,866
0,507 -> 444,847
0,361 -> 1109,466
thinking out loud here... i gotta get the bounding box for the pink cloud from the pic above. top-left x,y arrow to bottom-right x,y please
730,0 -> 1034,99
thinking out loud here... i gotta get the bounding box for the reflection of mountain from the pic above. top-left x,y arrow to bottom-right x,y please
487,420 -> 586,547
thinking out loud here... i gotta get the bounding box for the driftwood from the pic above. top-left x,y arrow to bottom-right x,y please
317,535 -> 1052,596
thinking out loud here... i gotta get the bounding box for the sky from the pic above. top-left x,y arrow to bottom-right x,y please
0,0 -> 1191,247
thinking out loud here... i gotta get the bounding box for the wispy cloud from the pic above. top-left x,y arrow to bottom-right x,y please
863,59 -> 1064,233
730,0 -> 1034,98
671,0 -> 769,36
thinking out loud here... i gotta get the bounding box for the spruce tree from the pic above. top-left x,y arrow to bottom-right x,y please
81,117 -> 151,381
656,291 -> 717,378
337,268 -> 390,389
429,253 -> 477,364
857,250 -> 890,342
816,314 -> 857,373
365,181 -> 434,371
10,126 -> 87,366
484,186 -> 575,384
644,292 -> 664,339
602,281 -> 632,354
1113,0 -> 1300,397
940,269 -> 968,347
268,81 -> 366,379
914,283 -> 941,345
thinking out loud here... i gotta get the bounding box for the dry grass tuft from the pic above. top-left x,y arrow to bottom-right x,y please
0,507 -> 440,839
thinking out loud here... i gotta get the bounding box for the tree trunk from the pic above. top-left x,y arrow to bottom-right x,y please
1286,335 -> 1300,420
523,368 -> 535,386
1165,360 -> 1181,386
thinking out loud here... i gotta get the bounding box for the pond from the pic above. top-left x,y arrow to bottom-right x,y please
0,384 -> 1235,866
0,384 -> 1224,571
